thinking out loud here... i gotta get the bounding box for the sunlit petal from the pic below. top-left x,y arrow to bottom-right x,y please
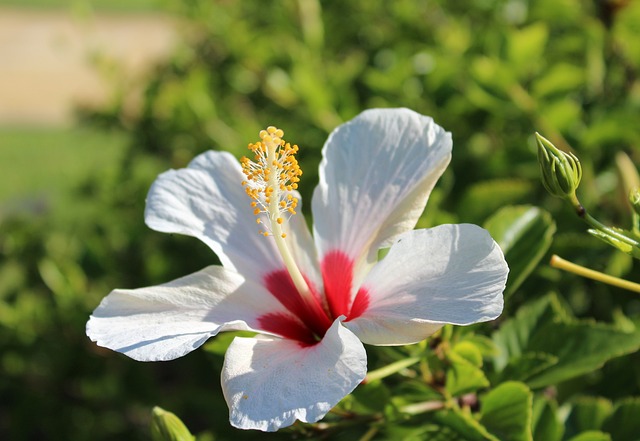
221,318 -> 367,431
312,108 -> 452,280
145,151 -> 318,284
345,224 -> 507,345
87,266 -> 288,361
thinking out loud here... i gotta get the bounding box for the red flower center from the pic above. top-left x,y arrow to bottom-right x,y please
257,250 -> 370,345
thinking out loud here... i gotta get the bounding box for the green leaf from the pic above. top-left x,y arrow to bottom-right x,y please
566,431 -> 612,441
532,63 -> 585,98
532,396 -> 563,441
492,293 -> 570,371
434,408 -> 499,441
500,353 -> 558,383
446,350 -> 490,396
484,205 -> 556,297
538,99 -> 582,132
460,334 -> 499,357
470,57 -> 517,97
493,293 -> 640,388
480,381 -> 533,441
525,322 -> 640,388
588,228 -> 640,259
459,181 -> 534,224
452,341 -> 484,367
202,331 -> 256,356
566,397 -> 613,435
602,398 -> 640,441
507,23 -> 549,77
351,380 -> 392,412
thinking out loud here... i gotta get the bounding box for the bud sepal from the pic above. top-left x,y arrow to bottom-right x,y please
536,132 -> 582,201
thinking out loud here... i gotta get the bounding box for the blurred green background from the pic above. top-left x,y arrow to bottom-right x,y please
2,0 -> 640,439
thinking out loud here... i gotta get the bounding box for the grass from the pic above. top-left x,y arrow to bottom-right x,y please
0,126 -> 127,218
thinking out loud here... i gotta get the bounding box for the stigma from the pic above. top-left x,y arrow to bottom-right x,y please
241,126 -> 302,236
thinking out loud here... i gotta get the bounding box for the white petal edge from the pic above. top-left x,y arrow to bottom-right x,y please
144,150 -> 320,286
345,224 -> 508,345
221,318 -> 367,431
86,266 -> 289,361
312,108 -> 452,277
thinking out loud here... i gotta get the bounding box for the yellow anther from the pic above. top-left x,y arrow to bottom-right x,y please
240,126 -> 315,302
241,125 -> 303,236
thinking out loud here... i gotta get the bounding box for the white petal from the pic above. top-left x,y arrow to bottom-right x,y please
144,150 -> 318,283
86,266 -> 288,361
221,318 -> 367,431
312,108 -> 452,274
345,225 -> 507,345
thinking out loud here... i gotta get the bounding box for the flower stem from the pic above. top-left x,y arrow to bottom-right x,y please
399,400 -> 446,415
550,254 -> 640,293
364,356 -> 422,383
570,196 -> 639,247
584,212 -> 639,247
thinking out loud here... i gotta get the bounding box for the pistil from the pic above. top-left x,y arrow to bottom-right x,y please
241,127 -> 316,307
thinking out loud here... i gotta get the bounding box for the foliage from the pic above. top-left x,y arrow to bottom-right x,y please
3,0 -> 640,439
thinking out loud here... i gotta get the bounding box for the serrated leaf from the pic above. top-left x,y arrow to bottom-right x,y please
460,181 -> 534,224
492,294 -> 640,388
452,341 -> 484,368
500,352 -> 558,382
484,205 -> 556,297
434,408 -> 499,441
566,431 -> 612,441
566,397 -> 613,436
480,381 -> 533,441
526,321 -> 640,388
446,350 -> 490,396
532,396 -> 563,441
601,398 -> 640,441
493,293 -> 570,371
461,334 -> 499,357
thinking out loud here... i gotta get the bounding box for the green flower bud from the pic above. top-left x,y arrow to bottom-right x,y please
151,407 -> 195,441
536,132 -> 582,200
